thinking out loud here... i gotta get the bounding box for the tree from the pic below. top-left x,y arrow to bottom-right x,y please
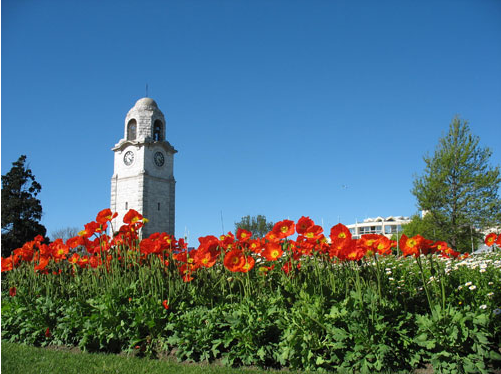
1,155 -> 47,257
400,213 -> 447,242
412,117 -> 501,251
234,215 -> 274,239
50,226 -> 80,242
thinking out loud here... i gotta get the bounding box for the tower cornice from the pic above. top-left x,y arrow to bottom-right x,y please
112,139 -> 177,154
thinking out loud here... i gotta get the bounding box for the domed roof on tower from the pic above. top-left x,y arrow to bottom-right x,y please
134,97 -> 158,110
123,97 -> 166,143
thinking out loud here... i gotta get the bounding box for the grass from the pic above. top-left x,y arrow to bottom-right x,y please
0,341 -> 273,374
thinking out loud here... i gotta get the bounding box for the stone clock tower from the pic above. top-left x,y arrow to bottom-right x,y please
110,97 -> 177,236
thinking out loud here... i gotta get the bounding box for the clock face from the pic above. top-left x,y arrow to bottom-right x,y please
123,151 -> 134,166
154,151 -> 165,167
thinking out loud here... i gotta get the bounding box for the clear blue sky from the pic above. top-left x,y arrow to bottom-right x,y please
2,0 -> 501,244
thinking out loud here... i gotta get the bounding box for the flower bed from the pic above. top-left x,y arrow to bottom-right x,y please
2,209 -> 501,373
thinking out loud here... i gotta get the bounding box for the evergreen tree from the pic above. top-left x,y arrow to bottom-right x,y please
235,215 -> 274,239
412,117 -> 501,251
1,155 -> 47,257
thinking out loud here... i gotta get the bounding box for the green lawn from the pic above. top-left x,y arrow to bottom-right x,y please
0,341 -> 272,374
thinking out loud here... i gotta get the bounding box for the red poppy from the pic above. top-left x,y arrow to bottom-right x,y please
282,260 -> 301,274
178,264 -> 195,282
77,255 -> 90,268
13,242 -> 34,262
236,228 -> 252,242
440,246 -> 460,259
329,237 -> 351,259
68,253 -> 80,264
78,221 -> 100,238
224,249 -> 245,272
9,287 -> 16,297
399,234 -> 425,257
241,256 -> 255,273
248,239 -> 263,254
219,232 -> 235,250
265,231 -> 280,243
329,223 -> 352,242
272,220 -> 296,239
34,257 -> 50,271
344,240 -> 367,261
359,234 -> 380,253
45,328 -> 51,338
194,247 -> 219,268
485,233 -> 497,247
162,300 -> 169,310
375,236 -> 394,255
89,255 -> 101,269
66,235 -> 85,249
296,216 -> 315,235
1,256 -> 14,272
304,225 -> 324,241
96,208 -> 118,225
51,239 -> 69,260
262,242 -> 283,261
123,209 -> 144,225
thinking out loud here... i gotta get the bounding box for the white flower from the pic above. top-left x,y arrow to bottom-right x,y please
458,286 -> 463,290
469,285 -> 477,291
465,281 -> 472,287
388,277 -> 395,281
487,292 -> 494,297
488,282 -> 494,285
493,309 -> 501,316
479,305 -> 487,310
480,269 -> 486,273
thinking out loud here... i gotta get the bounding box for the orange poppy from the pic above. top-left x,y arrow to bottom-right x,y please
358,234 -> 380,254
375,236 -> 394,255
485,233 -> 497,247
272,220 -> 295,239
96,208 -> 118,225
248,239 -> 263,254
223,249 -> 245,272
296,216 -> 314,235
162,300 -> 169,310
77,255 -> 90,268
194,247 -> 219,268
236,228 -> 252,242
51,239 -> 69,260
68,253 -> 80,264
343,240 -> 367,261
240,256 -> 255,273
329,223 -> 352,242
123,209 -> 144,225
399,234 -> 425,257
304,225 -> 324,241
262,242 -> 283,261
34,256 -> 50,271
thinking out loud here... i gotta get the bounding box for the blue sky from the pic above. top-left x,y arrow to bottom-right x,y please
2,0 -> 501,244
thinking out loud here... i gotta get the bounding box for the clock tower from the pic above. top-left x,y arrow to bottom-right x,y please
110,97 -> 177,236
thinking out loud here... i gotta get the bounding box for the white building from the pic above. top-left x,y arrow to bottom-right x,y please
110,97 -> 177,236
347,216 -> 411,239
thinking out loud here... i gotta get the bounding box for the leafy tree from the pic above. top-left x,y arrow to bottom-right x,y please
401,213 -> 447,242
412,117 -> 501,251
1,155 -> 47,257
234,215 -> 274,239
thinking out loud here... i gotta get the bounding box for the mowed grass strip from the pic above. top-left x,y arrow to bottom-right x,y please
0,341 -> 271,374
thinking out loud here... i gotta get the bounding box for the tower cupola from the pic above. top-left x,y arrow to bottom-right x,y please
124,97 -> 166,142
